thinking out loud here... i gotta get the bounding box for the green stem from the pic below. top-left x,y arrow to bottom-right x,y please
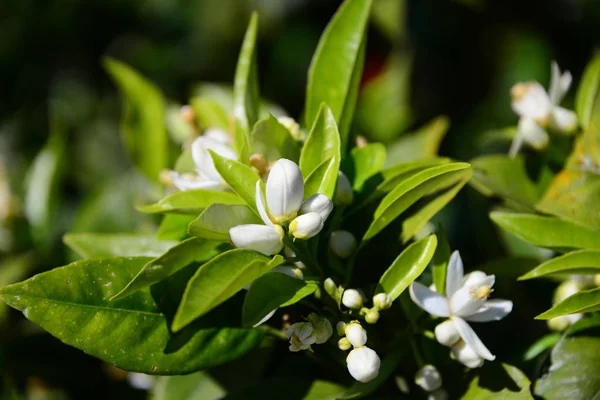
399,294 -> 425,367
284,236 -> 323,276
261,325 -> 286,341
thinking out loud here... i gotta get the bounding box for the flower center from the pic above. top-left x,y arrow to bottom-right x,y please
471,285 -> 492,300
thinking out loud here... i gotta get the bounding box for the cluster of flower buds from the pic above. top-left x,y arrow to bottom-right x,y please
286,313 -> 333,352
410,251 -> 513,368
229,159 -> 333,255
547,275 -> 599,331
415,365 -> 447,400
336,321 -> 381,383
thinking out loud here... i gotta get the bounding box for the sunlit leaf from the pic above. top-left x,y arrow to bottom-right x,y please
461,363 -> 533,399
137,189 -> 244,215
63,233 -> 177,259
519,250 -> 600,280
188,204 -> 262,241
386,116 -> 449,165
250,115 -> 300,163
233,12 -> 260,132
536,287 -> 600,319
210,151 -> 260,212
153,371 -> 226,400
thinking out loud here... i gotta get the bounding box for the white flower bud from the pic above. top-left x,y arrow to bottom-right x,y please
286,322 -> 316,352
345,323 -> 367,347
547,314 -> 583,331
434,320 -> 461,347
229,224 -> 284,256
289,212 -> 324,239
554,280 -> 582,304
550,107 -> 577,133
307,314 -> 333,344
335,171 -> 353,206
329,230 -> 357,259
346,347 -> 381,383
336,321 -> 347,336
325,278 -> 338,298
342,289 -> 363,310
266,159 -> 304,223
338,337 -> 352,351
300,193 -> 333,221
373,293 -> 392,310
428,389 -> 449,400
365,309 -> 380,324
451,341 -> 484,369
415,364 -> 443,392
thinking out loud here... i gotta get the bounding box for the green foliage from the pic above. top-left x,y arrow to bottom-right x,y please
154,371 -> 226,400
251,115 -> 300,163
461,364 -> 533,399
188,204 -> 262,241
138,189 -> 245,215
210,151 -> 260,212
519,250 -> 600,280
63,233 -> 178,258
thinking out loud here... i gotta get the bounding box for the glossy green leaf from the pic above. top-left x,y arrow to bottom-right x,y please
210,150 -> 260,211
305,0 -> 372,152
363,163 -> 471,241
432,227 -> 451,294
519,250 -> 600,280
153,371 -> 226,400
0,255 -> 35,321
534,330 -> 600,399
575,52 -> 600,130
250,114 -> 300,163
303,157 -> 339,200
156,214 -> 196,241
188,204 -> 262,241
490,212 -> 600,251
63,233 -> 178,259
461,364 -> 533,399
523,333 -> 561,361
137,189 -> 244,215
377,235 -> 437,301
172,250 -> 283,331
112,238 -> 222,300
300,105 -> 341,199
303,380 -> 347,400
104,58 -> 167,181
386,116 -> 449,165
343,143 -> 387,191
0,257 -> 263,374
233,12 -> 260,131
242,274 -> 317,327
190,97 -> 230,131
536,287 -> 600,319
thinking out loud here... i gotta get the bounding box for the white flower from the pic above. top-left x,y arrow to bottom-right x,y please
373,293 -> 392,310
307,313 -> 333,344
409,250 -> 513,364
450,340 -> 484,369
335,171 -> 353,206
329,230 -> 357,259
415,364 -> 442,392
509,61 -> 577,157
345,323 -> 367,347
346,346 -> 381,383
286,322 -> 317,352
342,289 -> 364,310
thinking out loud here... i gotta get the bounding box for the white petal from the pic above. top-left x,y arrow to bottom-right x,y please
449,286 -> 486,317
169,171 -> 226,191
549,62 -> 572,105
300,193 -> 333,221
255,181 -> 274,226
204,128 -> 231,144
266,159 -> 304,222
445,250 -> 464,298
462,271 -> 490,288
192,136 -> 238,182
409,282 -> 450,318
229,224 -> 284,256
289,212 -> 324,239
253,309 -> 277,327
518,117 -> 549,149
550,107 -> 578,133
452,316 -> 495,361
465,299 -> 513,322
511,82 -> 552,119
450,340 -> 485,368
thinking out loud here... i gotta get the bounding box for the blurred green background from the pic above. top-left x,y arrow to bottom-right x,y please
0,0 -> 599,398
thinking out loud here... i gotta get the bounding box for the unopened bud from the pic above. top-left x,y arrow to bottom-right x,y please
325,278 -> 338,298
373,293 -> 392,310
300,194 -> 333,221
365,309 -> 380,324
289,212 -> 324,239
329,230 -> 357,259
338,337 -> 352,351
451,341 -> 484,369
395,376 -> 410,394
415,364 -> 442,392
335,171 -> 353,206
342,289 -> 363,310
249,153 -> 268,176
547,313 -> 583,332
346,347 -> 381,383
180,105 -> 195,124
553,280 -> 581,304
434,320 -> 460,347
345,323 -> 367,347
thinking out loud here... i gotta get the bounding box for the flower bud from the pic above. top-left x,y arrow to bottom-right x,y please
365,309 -> 380,324
329,230 -> 357,259
428,389 -> 449,400
434,320 -> 460,347
395,376 -> 410,394
346,347 -> 381,383
325,278 -> 338,298
300,193 -> 333,221
336,321 -> 347,336
415,364 -> 443,392
286,322 -> 317,352
338,337 -> 352,351
335,171 -> 353,206
266,159 -> 304,223
451,341 -> 484,368
547,313 -> 583,331
307,314 -> 333,344
553,280 -> 581,304
229,224 -> 284,256
345,323 -> 367,347
550,107 -> 578,133
595,274 -> 600,287
342,289 -> 363,310
373,293 -> 392,310
289,212 -> 324,239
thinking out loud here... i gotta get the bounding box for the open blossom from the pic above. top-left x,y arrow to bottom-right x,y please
409,251 -> 513,368
509,61 -> 577,157
286,314 -> 332,352
229,159 -> 333,255
169,129 -> 237,191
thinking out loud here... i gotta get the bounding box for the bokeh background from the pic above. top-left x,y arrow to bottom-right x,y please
1,0 -> 599,398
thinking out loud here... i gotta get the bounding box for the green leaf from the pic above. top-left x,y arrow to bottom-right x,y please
519,250 -> 600,280
303,157 -> 339,201
172,250 -> 282,331
190,97 -> 230,131
111,238 -> 222,300
303,380 -> 347,400
250,115 -> 300,163
432,227 -> 451,294
490,212 -> 600,251
242,273 -> 317,327
233,12 -> 260,131
305,0 -> 373,152
188,204 -> 262,241
386,116 -> 449,165
523,333 -> 561,361
153,371 -> 226,400
363,163 -> 471,241
300,105 -> 341,199
174,149 -> 195,174
157,214 -> 196,241
534,330 -> 600,399
461,363 -> 533,399
377,235 -> 437,301
0,257 -> 263,374
536,286 -> 600,319
342,143 -> 387,191
137,189 -> 245,215
104,58 -> 167,181
210,150 -> 260,211
575,52 -> 600,130
63,233 -> 178,259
